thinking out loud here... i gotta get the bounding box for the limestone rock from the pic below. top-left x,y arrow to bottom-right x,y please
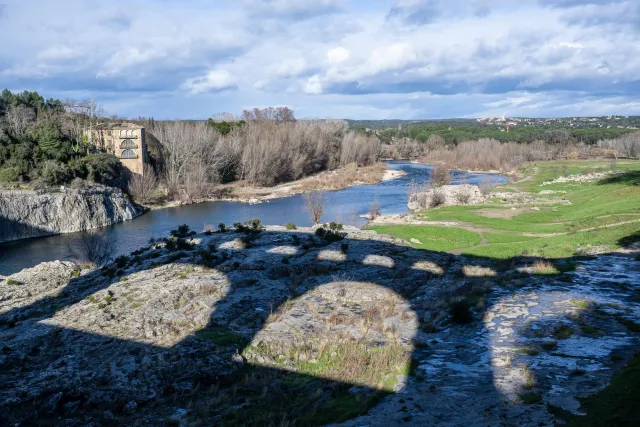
0,186 -> 141,243
408,184 -> 485,210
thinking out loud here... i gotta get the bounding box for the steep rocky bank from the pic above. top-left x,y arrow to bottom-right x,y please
0,187 -> 142,243
0,225 -> 638,425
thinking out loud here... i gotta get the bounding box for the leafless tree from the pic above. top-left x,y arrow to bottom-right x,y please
430,189 -> 446,208
425,134 -> 445,151
479,177 -> 493,196
340,131 -> 380,166
127,164 -> 158,203
153,121 -> 237,199
369,194 -> 381,219
70,230 -> 116,267
242,106 -> 295,121
396,139 -> 422,159
598,132 -> 640,159
430,164 -> 452,187
4,105 -> 35,139
152,117 -> 381,200
304,191 -> 325,224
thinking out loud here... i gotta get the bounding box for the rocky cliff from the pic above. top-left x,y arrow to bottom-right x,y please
0,187 -> 141,243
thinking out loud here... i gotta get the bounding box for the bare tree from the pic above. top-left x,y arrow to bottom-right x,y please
369,194 -> 381,219
154,121 -> 236,199
479,177 -> 493,196
4,105 -> 35,139
430,164 -> 452,187
70,230 -> 116,267
128,164 -> 158,203
242,106 -> 296,121
304,191 -> 325,224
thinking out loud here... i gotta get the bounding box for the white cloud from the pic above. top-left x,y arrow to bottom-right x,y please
326,47 -> 350,64
558,41 -> 584,49
274,58 -> 307,77
182,70 -> 236,94
304,75 -> 323,94
37,45 -> 81,61
0,0 -> 638,118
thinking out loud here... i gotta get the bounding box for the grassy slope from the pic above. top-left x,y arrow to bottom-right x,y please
371,160 -> 640,259
369,225 -> 482,252
561,356 -> 640,427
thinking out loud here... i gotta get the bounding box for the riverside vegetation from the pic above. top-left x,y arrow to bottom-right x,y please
371,159 -> 640,259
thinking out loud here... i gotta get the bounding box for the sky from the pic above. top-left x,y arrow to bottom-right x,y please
1,0 -> 639,119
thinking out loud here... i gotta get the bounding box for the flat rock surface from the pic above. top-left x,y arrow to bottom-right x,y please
0,227 -> 638,426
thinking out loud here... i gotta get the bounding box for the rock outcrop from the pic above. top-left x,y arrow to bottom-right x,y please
0,187 -> 141,243
0,226 -> 638,425
408,184 -> 485,210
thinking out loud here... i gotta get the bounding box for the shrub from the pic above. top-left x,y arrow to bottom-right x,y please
171,224 -> 195,238
285,222 -> 297,230
127,164 -> 158,203
315,226 -> 344,243
479,178 -> 493,196
235,218 -> 264,234
430,189 -> 446,208
71,230 -> 115,267
115,255 -> 129,268
340,242 -> 349,253
68,177 -> 88,189
218,223 -> 228,233
430,164 -> 451,187
68,157 -> 88,180
0,167 -> 21,183
165,236 -> 194,251
86,152 -> 123,188
6,279 -> 20,286
39,160 -> 71,186
454,189 -> 472,204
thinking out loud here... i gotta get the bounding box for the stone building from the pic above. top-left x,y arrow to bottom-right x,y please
86,123 -> 149,175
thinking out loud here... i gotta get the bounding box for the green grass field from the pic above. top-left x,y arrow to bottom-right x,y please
370,160 -> 640,259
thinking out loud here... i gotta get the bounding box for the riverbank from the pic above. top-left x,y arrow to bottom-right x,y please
368,160 -> 640,259
0,162 -> 506,275
146,162 -> 406,210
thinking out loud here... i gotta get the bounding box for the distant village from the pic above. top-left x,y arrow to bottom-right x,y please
477,115 -> 640,132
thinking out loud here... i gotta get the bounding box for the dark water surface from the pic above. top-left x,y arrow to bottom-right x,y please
0,162 -> 507,274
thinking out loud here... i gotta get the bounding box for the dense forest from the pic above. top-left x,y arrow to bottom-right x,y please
0,89 -> 123,188
352,121 -> 637,145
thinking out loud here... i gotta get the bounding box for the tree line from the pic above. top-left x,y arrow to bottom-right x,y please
150,115 -> 379,201
363,123 -> 636,146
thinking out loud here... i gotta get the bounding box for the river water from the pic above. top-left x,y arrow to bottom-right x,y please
0,161 -> 507,275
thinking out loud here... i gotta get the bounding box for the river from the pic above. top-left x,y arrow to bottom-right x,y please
0,161 -> 507,275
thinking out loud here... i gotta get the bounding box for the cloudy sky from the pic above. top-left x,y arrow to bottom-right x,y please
1,0 -> 639,119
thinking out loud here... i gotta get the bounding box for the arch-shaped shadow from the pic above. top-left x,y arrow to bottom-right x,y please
1,227 -> 639,425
